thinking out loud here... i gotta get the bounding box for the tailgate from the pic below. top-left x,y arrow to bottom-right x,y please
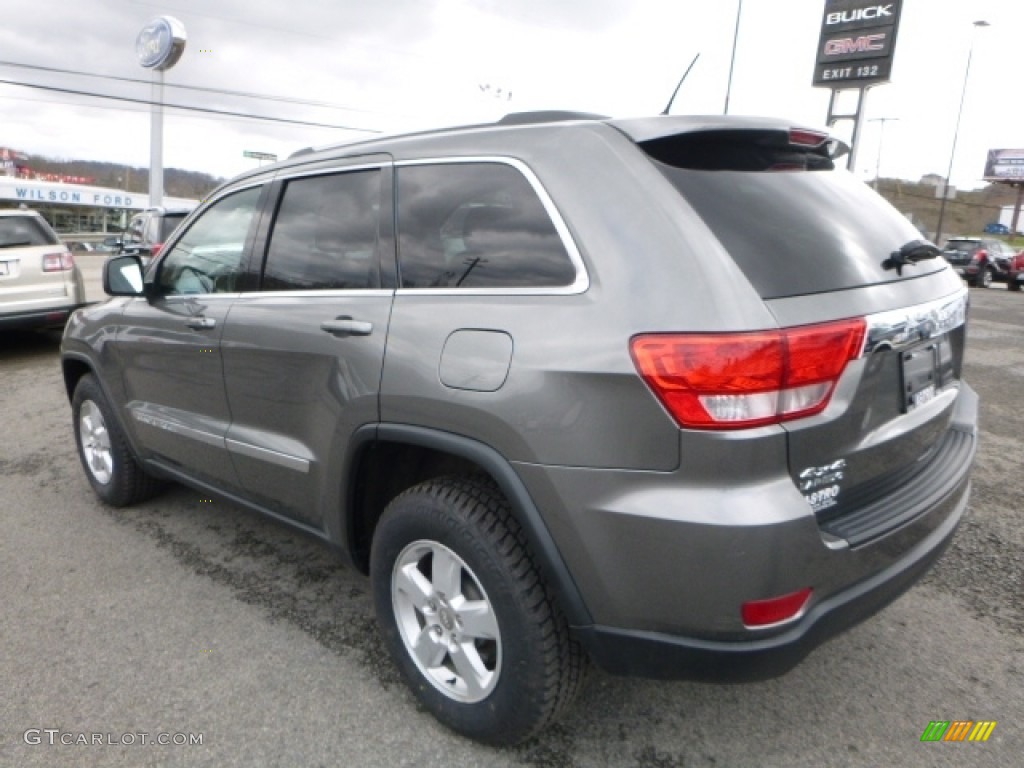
781,289 -> 972,548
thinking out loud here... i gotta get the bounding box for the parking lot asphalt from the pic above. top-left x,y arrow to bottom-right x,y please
0,286 -> 1021,768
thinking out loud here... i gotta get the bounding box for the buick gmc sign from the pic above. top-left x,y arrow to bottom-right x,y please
813,0 -> 902,87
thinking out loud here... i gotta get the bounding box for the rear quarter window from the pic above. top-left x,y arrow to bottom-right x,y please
396,161 -> 576,290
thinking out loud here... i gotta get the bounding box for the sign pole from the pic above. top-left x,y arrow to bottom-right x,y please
135,17 -> 186,210
826,86 -> 870,172
1010,183 -> 1024,236
149,71 -> 164,207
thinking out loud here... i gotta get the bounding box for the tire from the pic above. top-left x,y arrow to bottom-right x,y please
370,475 -> 587,745
72,374 -> 162,506
1008,276 -> 1021,292
975,267 -> 994,288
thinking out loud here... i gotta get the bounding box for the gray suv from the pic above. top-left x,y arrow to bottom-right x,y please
61,112 -> 977,745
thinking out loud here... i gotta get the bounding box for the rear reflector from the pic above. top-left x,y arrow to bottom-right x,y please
630,318 -> 866,430
42,251 -> 75,272
742,587 -> 813,628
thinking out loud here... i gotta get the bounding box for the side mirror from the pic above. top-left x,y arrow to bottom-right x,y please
103,254 -> 145,296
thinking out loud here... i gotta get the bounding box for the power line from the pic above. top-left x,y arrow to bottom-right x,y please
0,60 -> 395,117
0,78 -> 381,133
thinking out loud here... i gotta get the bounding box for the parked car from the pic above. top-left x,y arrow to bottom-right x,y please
120,206 -> 194,265
983,222 -> 1009,235
1,208 -> 86,330
61,112 -> 978,745
941,236 -> 1017,287
1008,250 -> 1024,292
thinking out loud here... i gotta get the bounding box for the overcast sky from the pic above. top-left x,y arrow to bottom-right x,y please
1,0 -> 1021,190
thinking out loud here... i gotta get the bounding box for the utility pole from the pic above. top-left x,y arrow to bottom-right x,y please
935,20 -> 990,245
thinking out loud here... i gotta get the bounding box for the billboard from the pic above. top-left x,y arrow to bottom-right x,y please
983,149 -> 1024,182
813,1 -> 903,87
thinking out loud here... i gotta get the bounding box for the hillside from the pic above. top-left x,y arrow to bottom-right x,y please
873,178 -> 1022,243
20,154 -> 224,201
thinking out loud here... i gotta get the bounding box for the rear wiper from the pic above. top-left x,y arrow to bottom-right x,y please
882,239 -> 940,275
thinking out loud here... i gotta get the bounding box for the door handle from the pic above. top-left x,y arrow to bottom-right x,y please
185,317 -> 216,330
320,317 -> 373,337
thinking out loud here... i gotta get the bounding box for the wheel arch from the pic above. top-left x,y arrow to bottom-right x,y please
61,352 -> 94,403
342,423 -> 593,628
62,353 -> 148,464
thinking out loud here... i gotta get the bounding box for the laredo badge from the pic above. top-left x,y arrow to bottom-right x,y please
799,459 -> 847,512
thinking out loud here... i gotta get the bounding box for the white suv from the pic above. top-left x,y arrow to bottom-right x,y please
0,208 -> 85,330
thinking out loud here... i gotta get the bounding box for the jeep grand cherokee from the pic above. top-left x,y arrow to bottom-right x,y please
61,112 -> 977,745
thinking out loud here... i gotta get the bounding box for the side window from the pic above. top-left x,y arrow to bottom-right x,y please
396,162 -> 576,289
262,170 -> 382,291
158,187 -> 261,295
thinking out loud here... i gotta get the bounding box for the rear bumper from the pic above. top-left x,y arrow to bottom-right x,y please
574,479 -> 966,681
524,383 -> 978,681
0,304 -> 84,330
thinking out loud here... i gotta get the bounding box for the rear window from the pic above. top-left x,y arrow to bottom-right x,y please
943,240 -> 980,254
642,133 -> 946,299
0,216 -> 59,248
158,213 -> 188,241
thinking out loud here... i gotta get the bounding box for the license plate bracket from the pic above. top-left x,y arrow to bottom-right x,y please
901,340 -> 941,412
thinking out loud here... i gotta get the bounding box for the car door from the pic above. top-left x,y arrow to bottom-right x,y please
116,184 -> 265,488
220,159 -> 394,528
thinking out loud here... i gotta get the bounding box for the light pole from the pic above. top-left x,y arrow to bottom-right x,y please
869,117 -> 898,190
723,0 -> 743,114
135,17 -> 186,208
934,20 -> 989,245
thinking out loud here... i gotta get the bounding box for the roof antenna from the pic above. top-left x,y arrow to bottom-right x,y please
661,53 -> 701,116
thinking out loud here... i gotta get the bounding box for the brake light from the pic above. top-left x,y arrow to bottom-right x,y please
42,251 -> 75,272
742,587 -> 813,628
151,243 -> 164,257
788,128 -> 828,148
630,318 -> 866,430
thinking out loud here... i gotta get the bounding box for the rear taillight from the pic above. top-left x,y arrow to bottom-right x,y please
42,251 -> 75,272
630,318 -> 866,430
151,243 -> 164,257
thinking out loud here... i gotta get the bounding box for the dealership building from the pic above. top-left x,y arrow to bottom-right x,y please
0,175 -> 197,234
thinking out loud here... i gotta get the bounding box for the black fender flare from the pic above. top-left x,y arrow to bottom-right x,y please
342,423 -> 593,628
